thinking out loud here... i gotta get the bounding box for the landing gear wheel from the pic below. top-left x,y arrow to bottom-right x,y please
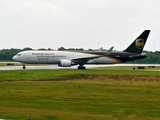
23,65 -> 26,69
78,66 -> 86,69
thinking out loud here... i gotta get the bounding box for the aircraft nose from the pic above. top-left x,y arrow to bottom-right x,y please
13,55 -> 18,61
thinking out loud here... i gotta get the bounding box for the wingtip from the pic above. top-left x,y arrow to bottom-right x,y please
104,46 -> 114,56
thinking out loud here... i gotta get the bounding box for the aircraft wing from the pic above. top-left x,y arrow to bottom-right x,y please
72,46 -> 114,65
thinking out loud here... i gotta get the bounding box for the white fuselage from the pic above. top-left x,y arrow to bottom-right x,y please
13,50 -> 118,65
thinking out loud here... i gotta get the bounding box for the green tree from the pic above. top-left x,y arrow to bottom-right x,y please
0,48 -> 21,61
22,47 -> 33,51
58,47 -> 66,51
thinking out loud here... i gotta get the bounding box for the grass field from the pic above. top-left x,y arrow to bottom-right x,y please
0,69 -> 159,120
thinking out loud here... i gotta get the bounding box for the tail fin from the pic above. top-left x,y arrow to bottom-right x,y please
124,30 -> 150,54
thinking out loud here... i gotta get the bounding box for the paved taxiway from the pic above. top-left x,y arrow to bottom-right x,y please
0,64 -> 160,70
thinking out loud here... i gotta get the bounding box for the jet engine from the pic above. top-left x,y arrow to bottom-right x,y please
58,59 -> 72,67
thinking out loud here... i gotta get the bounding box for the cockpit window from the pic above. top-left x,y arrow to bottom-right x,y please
17,54 -> 21,56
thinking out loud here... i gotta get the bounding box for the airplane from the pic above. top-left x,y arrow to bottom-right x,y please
13,30 -> 150,69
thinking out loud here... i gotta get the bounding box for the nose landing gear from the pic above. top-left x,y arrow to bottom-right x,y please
23,64 -> 26,69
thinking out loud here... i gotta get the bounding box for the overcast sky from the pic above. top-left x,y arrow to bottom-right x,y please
0,0 -> 160,51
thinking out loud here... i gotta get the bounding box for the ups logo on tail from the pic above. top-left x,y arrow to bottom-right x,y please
135,39 -> 144,49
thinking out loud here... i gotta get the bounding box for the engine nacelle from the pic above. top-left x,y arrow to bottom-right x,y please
58,59 -> 72,67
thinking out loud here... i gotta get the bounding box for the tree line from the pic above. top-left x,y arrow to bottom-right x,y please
0,47 -> 160,64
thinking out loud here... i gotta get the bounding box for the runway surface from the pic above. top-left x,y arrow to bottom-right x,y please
0,64 -> 160,70
0,65 -> 75,70
0,65 -> 105,70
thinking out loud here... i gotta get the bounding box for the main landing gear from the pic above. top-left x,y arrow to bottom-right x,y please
77,65 -> 86,69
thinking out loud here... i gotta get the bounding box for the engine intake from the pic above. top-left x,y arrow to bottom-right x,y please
58,59 -> 72,67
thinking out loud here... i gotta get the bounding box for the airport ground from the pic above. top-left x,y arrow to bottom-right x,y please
1,62 -> 160,71
0,68 -> 160,120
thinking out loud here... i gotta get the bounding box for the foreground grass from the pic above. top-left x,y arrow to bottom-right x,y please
0,69 -> 160,81
0,70 -> 159,120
